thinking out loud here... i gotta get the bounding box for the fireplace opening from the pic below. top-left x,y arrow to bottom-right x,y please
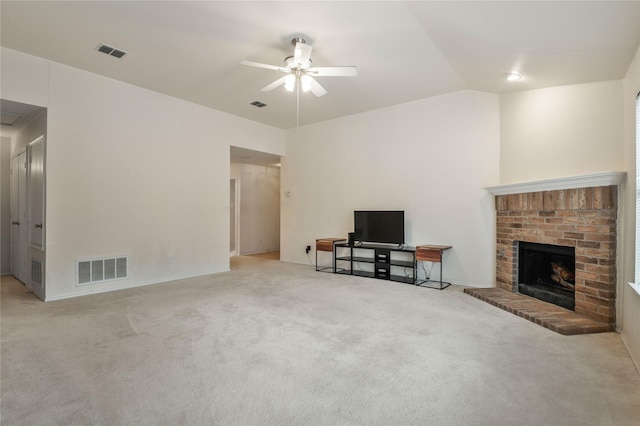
517,241 -> 576,310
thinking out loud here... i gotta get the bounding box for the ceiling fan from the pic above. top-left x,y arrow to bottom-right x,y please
241,38 -> 357,97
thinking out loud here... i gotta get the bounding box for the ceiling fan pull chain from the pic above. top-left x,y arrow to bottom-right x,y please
296,78 -> 300,135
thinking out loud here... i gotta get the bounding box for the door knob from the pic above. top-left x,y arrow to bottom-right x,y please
11,221 -> 20,225
35,223 -> 43,229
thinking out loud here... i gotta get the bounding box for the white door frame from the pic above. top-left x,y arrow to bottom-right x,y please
27,135 -> 46,300
10,150 -> 27,284
230,177 -> 240,256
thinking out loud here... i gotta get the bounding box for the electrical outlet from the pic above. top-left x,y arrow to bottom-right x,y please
305,245 -> 311,254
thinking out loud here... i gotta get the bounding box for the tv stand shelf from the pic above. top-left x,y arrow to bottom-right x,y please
329,242 -> 452,289
334,243 -> 417,285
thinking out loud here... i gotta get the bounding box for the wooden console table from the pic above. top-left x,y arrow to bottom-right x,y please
415,245 -> 452,289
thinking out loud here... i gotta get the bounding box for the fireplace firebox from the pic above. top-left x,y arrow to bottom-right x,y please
518,241 -> 576,310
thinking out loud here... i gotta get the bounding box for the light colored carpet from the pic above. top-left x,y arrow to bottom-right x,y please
247,251 -> 280,261
1,256 -> 639,426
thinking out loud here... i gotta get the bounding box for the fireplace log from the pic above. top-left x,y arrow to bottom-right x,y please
551,273 -> 575,290
551,262 -> 575,282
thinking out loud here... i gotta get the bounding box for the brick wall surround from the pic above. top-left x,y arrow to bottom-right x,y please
495,186 -> 617,326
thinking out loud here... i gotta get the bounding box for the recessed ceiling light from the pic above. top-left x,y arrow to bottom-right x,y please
505,72 -> 522,81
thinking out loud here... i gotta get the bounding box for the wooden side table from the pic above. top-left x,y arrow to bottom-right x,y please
316,238 -> 346,272
415,245 -> 452,289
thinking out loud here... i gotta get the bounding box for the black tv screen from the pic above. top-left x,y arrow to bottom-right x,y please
354,211 -> 405,245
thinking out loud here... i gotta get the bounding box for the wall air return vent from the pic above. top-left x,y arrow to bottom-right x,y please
77,256 -> 128,285
31,258 -> 43,287
96,43 -> 127,59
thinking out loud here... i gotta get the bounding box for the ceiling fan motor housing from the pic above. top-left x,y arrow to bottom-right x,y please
284,56 -> 311,69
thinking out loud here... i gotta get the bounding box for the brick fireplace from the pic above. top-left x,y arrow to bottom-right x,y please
494,184 -> 618,327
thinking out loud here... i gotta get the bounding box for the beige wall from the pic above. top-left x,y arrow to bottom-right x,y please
500,80 -> 625,184
0,136 -> 10,274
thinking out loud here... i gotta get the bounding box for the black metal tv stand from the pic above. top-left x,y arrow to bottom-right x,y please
333,243 -> 417,284
329,242 -> 453,289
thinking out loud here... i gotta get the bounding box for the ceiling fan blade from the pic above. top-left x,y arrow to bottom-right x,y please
240,60 -> 288,73
260,76 -> 289,92
308,77 -> 327,97
307,66 -> 357,77
293,42 -> 312,68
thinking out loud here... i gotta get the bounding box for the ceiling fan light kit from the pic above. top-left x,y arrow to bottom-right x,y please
505,72 -> 522,81
241,38 -> 357,97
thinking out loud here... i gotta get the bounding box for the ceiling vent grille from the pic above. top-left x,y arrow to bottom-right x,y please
250,101 -> 267,108
77,256 -> 128,285
96,43 -> 127,59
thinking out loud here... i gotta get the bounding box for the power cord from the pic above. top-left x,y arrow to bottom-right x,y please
421,261 -> 434,281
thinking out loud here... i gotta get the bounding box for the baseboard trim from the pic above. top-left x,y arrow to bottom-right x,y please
44,269 -> 231,302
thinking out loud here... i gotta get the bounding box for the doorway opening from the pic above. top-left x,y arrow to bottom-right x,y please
1,99 -> 47,300
229,146 -> 281,261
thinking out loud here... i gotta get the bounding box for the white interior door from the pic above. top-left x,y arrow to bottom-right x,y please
10,151 -> 27,284
29,137 -> 45,248
27,136 -> 46,299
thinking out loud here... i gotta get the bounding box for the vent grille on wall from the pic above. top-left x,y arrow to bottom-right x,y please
31,258 -> 43,286
77,257 -> 128,285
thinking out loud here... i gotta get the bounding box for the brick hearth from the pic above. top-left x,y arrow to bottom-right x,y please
463,287 -> 611,335
495,186 -> 617,327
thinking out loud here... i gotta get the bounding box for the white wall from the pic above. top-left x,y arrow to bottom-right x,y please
230,163 -> 280,255
281,91 -> 500,286
0,136 -> 11,274
0,48 -> 49,108
621,43 -> 640,371
1,47 -> 284,300
500,80 -> 625,183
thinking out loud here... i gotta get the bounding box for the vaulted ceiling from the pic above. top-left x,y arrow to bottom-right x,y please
2,1 -> 640,129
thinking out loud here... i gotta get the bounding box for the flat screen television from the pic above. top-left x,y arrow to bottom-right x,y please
354,210 -> 405,245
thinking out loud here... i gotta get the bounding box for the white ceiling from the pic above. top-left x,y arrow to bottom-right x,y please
2,1 -> 640,130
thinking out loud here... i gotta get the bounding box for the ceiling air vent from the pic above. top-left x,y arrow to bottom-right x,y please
250,101 -> 267,108
96,43 -> 127,59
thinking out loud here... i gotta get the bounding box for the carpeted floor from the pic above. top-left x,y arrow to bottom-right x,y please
1,256 -> 639,425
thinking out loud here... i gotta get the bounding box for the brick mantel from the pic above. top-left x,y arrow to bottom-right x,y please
492,183 -> 620,327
